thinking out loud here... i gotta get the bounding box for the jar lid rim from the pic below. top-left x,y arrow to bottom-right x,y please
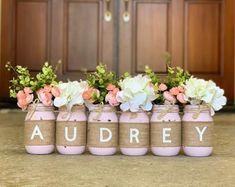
27,103 -> 54,111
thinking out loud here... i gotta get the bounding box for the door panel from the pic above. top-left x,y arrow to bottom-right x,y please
67,2 -> 99,71
135,2 -> 169,73
119,0 -> 234,103
185,1 -> 222,74
184,0 -> 234,102
60,0 -> 115,80
119,0 -> 179,75
16,0 -> 50,70
0,0 -> 115,98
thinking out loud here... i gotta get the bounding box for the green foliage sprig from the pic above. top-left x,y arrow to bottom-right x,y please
86,63 -> 118,104
31,62 -> 59,91
164,54 -> 191,88
144,65 -> 159,85
6,61 -> 60,98
5,62 -> 34,98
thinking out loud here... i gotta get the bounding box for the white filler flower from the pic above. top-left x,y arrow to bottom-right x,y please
184,77 -> 227,114
116,74 -> 156,112
54,81 -> 89,109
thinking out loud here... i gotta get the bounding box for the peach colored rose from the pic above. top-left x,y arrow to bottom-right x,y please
106,84 -> 116,91
169,87 -> 180,96
16,90 -> 34,110
105,91 -> 119,106
177,93 -> 187,104
82,87 -> 100,103
159,83 -> 167,91
37,88 -> 52,106
82,88 -> 93,100
177,86 -> 184,93
51,86 -> 61,97
163,91 -> 176,103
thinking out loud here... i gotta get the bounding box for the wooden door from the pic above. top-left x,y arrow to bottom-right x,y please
119,0 -> 234,103
0,0 -> 115,99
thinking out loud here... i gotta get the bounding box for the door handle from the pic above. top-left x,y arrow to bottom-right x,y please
123,0 -> 130,22
104,0 -> 112,22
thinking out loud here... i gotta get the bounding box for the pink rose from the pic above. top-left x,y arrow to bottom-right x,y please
43,85 -> 52,92
37,88 -> 52,106
105,91 -> 119,106
177,93 -> 187,104
169,87 -> 180,96
23,87 -> 33,94
106,84 -> 116,91
163,91 -> 176,104
159,83 -> 167,91
16,90 -> 34,110
51,86 -> 61,97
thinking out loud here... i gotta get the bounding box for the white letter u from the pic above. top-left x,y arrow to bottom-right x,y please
65,127 -> 77,142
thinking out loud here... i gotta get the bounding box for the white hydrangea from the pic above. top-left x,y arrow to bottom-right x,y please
54,81 -> 88,109
116,74 -> 156,112
184,77 -> 227,114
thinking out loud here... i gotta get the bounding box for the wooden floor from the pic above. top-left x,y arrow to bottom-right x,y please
0,111 -> 235,187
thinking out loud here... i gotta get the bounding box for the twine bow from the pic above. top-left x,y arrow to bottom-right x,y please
188,104 -> 211,119
157,105 -> 174,120
89,105 -> 114,121
60,109 -> 72,121
25,99 -> 40,121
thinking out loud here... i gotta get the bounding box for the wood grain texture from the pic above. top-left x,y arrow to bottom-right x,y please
183,0 -> 234,102
0,0 -> 234,103
62,0 -> 114,80
185,1 -> 221,74
135,2 -> 169,73
16,0 -> 49,70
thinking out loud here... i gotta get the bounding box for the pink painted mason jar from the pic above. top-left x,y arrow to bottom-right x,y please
182,105 -> 213,157
24,104 -> 56,154
56,105 -> 87,155
87,105 -> 118,155
150,105 -> 181,156
119,111 -> 149,156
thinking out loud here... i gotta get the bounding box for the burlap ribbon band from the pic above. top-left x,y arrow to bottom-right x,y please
24,120 -> 55,146
182,122 -> 213,147
56,121 -> 86,146
87,122 -> 118,148
119,123 -> 149,148
151,122 -> 181,147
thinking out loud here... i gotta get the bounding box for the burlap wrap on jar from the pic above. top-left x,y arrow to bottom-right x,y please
182,122 -> 213,147
151,122 -> 181,147
182,105 -> 214,157
24,104 -> 56,146
87,122 -> 118,148
119,123 -> 149,148
56,121 -> 86,146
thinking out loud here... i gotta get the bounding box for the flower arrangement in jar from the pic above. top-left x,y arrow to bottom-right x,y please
116,73 -> 156,156
53,80 -> 89,154
84,64 -> 119,155
145,55 -> 190,156
182,77 -> 226,156
6,62 -> 60,154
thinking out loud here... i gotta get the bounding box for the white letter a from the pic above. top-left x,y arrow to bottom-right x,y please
31,125 -> 44,140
